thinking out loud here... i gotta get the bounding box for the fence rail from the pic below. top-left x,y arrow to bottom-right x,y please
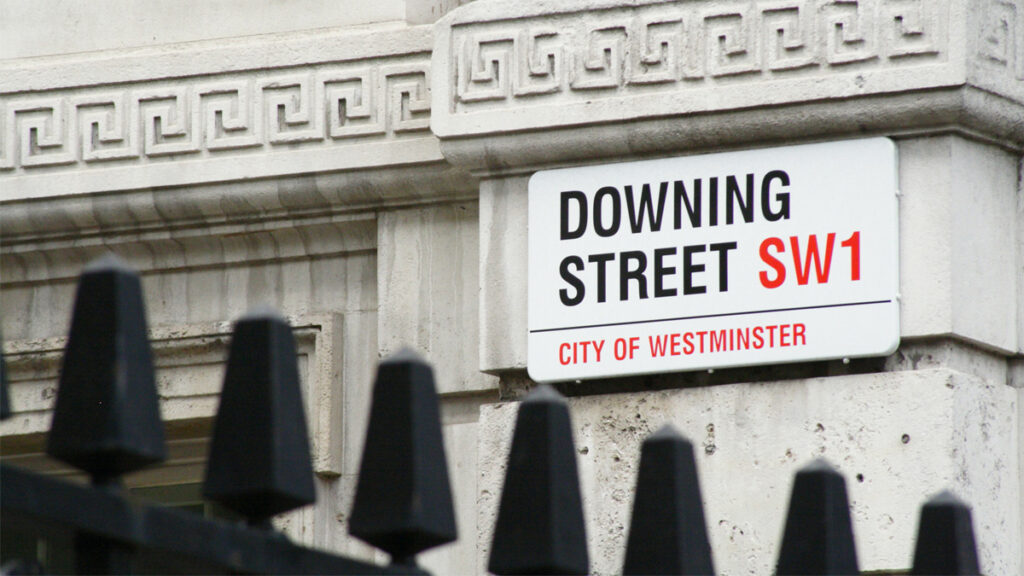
1,257 -> 982,575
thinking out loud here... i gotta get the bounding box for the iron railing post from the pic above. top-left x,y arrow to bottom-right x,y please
203,306 -> 317,527
775,458 -> 859,575
488,384 -> 589,576
623,425 -> 714,575
911,491 -> 981,575
44,255 -> 167,574
349,348 -> 457,572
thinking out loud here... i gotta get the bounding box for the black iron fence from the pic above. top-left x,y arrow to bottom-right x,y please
0,257 -> 981,575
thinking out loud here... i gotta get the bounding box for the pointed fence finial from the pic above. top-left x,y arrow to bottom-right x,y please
203,308 -> 316,526
488,384 -> 589,575
623,425 -> 714,575
46,255 -> 166,484
910,491 -> 980,575
1,328 -> 10,421
349,347 -> 457,566
776,458 -> 859,575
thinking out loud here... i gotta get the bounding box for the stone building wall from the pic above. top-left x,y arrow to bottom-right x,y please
2,1 -> 1021,574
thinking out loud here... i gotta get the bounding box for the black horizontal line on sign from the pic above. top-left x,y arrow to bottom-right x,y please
529,299 -> 893,334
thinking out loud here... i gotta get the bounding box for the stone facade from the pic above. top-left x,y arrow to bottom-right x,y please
2,1 -> 1021,574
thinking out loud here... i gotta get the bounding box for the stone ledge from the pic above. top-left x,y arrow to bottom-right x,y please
1,217 -> 378,287
0,165 -> 476,247
440,86 -> 1024,175
432,0 -> 1024,170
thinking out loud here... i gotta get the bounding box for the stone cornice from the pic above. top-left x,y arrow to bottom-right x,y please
432,0 -> 1024,169
0,216 -> 378,287
440,85 -> 1023,174
0,162 -> 476,251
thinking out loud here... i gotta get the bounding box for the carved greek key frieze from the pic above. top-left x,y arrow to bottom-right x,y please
458,33 -> 514,103
822,0 -> 876,64
762,5 -> 816,72
977,0 -> 1023,79
384,66 -> 432,133
628,17 -> 685,84
138,87 -> 200,157
572,26 -> 628,89
450,0 -> 947,113
4,99 -> 77,168
703,10 -> 759,77
75,93 -> 138,162
324,69 -> 385,138
1,60 -> 431,171
261,75 -> 322,144
880,0 -> 940,58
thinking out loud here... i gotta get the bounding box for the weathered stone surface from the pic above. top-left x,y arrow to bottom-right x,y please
379,202 -> 497,394
479,177 -> 529,374
1,314 -> 350,477
1,1 -> 409,59
433,0 -> 1024,167
1,1 -> 1021,574
897,136 -> 1020,354
478,369 -> 1019,576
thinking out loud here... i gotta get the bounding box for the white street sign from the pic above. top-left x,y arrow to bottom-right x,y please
527,138 -> 900,382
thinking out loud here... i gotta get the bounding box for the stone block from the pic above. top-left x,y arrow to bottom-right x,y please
1018,159 -> 1024,355
898,136 -> 1020,353
478,177 -> 529,374
406,0 -> 473,25
477,369 -> 1020,575
378,202 -> 498,394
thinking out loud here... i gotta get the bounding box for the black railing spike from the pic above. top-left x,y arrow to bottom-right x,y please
623,424 -> 714,575
203,306 -> 316,526
776,458 -> 859,575
488,384 -> 589,576
1,327 -> 10,421
349,347 -> 457,567
46,255 -> 166,485
910,490 -> 981,575
0,356 -> 10,421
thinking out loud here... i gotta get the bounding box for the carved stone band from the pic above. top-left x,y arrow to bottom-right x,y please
0,25 -> 441,200
432,0 -> 1024,139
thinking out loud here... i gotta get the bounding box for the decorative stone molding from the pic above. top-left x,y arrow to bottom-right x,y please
0,24 -> 463,200
0,64 -> 429,169
970,0 -> 1024,99
433,0 -> 1024,170
453,2 -> 944,106
1,217 -> 377,289
1,314 -> 346,476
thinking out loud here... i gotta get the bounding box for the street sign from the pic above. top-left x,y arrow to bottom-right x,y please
527,138 -> 900,382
